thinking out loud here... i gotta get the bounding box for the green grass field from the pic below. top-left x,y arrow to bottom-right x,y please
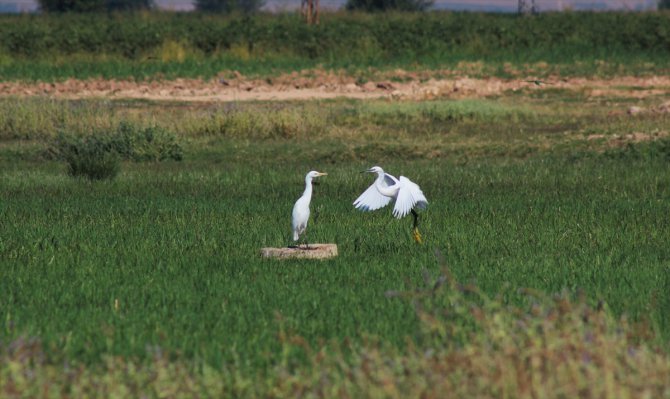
2,83 -> 670,396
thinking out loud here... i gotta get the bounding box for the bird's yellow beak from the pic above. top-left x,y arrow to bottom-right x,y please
317,172 -> 327,176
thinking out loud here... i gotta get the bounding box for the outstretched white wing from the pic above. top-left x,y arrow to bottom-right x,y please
392,176 -> 428,218
353,173 -> 398,212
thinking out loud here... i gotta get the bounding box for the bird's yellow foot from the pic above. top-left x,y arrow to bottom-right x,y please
412,227 -> 423,244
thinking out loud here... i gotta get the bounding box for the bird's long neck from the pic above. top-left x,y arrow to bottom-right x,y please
375,171 -> 397,197
302,177 -> 313,200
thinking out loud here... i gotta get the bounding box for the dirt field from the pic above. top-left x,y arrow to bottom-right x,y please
2,70 -> 669,102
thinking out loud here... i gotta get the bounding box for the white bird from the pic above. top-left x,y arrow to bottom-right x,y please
292,170 -> 327,247
354,166 -> 428,243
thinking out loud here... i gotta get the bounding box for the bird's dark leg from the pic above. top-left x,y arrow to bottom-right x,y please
411,209 -> 423,244
303,231 -> 310,250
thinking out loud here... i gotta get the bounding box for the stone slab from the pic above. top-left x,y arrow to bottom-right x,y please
260,244 -> 338,260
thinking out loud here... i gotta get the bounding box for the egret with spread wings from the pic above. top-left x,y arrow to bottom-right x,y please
353,166 -> 428,243
292,170 -> 327,248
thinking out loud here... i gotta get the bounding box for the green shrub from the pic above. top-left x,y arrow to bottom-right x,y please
604,137 -> 670,161
195,0 -> 264,13
55,133 -> 121,180
53,123 -> 183,179
111,122 -> 184,161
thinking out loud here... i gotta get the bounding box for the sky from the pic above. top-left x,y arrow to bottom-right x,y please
0,0 -> 659,13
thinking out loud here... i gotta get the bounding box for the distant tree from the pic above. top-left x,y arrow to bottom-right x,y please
660,0 -> 670,9
345,0 -> 433,12
106,0 -> 153,11
39,0 -> 105,12
238,0 -> 264,13
38,0 -> 151,11
195,0 -> 264,13
195,0 -> 234,12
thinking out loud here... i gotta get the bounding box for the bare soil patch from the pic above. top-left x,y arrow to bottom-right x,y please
1,70 -> 669,102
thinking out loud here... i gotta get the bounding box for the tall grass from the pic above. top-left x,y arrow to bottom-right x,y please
0,97 -> 534,141
2,95 -> 667,162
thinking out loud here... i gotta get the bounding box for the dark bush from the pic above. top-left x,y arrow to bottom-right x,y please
345,0 -> 433,12
604,137 -> 670,161
54,123 -> 183,179
55,134 -> 121,180
195,0 -> 264,13
37,0 -> 151,12
106,0 -> 152,11
38,0 -> 105,12
111,122 -> 184,162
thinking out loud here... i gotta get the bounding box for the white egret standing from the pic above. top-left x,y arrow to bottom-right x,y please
292,170 -> 327,248
353,166 -> 428,243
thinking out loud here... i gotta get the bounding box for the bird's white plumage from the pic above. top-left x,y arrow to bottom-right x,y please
292,171 -> 326,242
353,173 -> 397,211
354,166 -> 428,219
392,176 -> 428,218
292,196 -> 310,240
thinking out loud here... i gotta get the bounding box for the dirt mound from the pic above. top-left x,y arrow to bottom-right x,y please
1,70 -> 669,102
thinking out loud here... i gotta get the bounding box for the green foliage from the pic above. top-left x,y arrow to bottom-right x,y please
111,122 -> 184,161
53,123 -> 182,179
346,0 -> 433,11
0,98 -> 115,140
38,0 -> 105,12
195,0 -> 235,12
55,133 -> 121,180
105,0 -> 153,11
358,100 -> 531,124
195,0 -> 264,13
196,106 -> 327,139
237,0 -> 265,13
660,0 -> 670,10
604,137 -> 670,161
0,12 -> 668,70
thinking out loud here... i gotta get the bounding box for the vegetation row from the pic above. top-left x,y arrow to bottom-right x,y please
1,11 -> 669,63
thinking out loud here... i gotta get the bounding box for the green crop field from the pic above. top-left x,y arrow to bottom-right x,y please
2,86 -> 670,396
2,11 -> 670,397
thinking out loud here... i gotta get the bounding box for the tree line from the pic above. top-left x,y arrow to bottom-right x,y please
36,0 -> 670,15
38,0 -> 434,12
